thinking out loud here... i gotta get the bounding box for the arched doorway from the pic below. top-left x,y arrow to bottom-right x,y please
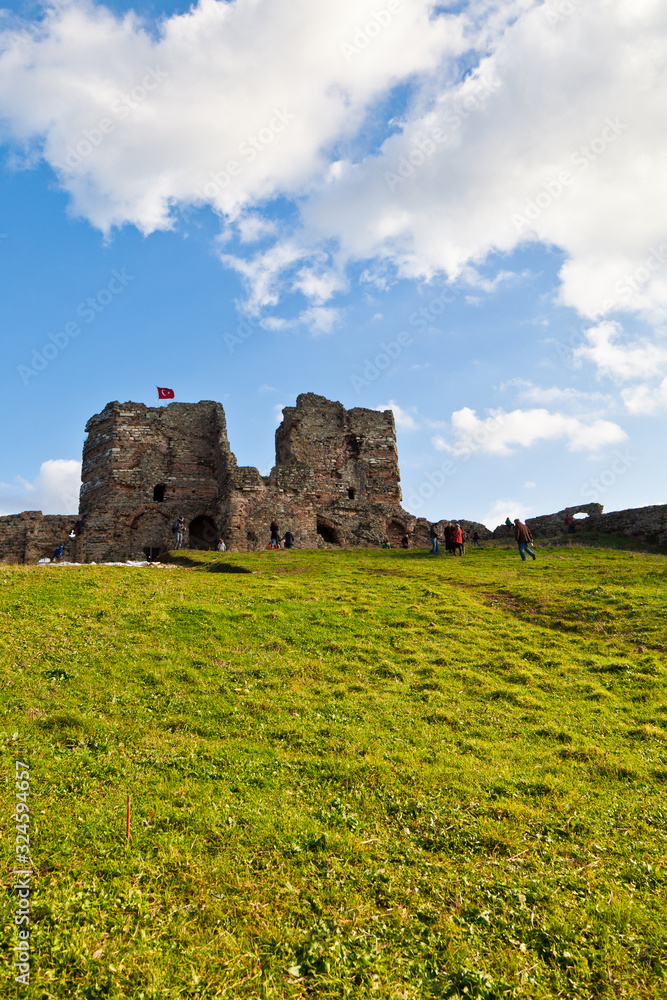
386,519 -> 406,546
188,515 -> 218,550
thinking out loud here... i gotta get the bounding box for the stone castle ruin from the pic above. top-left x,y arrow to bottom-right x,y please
1,392 -> 665,563
0,394 -> 421,562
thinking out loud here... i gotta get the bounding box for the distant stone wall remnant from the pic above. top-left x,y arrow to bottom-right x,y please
491,502 -> 667,546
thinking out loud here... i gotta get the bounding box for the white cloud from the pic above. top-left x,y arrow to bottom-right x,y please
297,305 -> 340,336
502,378 -> 611,406
524,480 -> 536,488
432,406 -> 627,456
1,0 -> 667,327
572,321 -> 667,382
0,460 -> 81,516
0,0 -> 458,233
621,377 -> 667,414
375,401 -> 419,430
481,498 -> 532,530
237,215 -> 278,243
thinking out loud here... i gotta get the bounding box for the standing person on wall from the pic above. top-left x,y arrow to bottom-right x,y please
173,515 -> 185,550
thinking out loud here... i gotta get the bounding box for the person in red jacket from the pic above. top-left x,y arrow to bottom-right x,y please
452,523 -> 465,556
514,519 -> 536,561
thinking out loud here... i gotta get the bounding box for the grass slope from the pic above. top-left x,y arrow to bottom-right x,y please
1,544 -> 666,999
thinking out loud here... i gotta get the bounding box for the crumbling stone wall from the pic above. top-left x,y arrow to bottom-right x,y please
0,512 -> 77,564
491,502 -> 667,545
492,503 -> 604,539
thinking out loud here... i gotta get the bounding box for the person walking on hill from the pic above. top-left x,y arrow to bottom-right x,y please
173,516 -> 185,550
452,523 -> 465,556
444,521 -> 453,554
514,518 -> 536,561
269,521 -> 281,549
429,523 -> 441,555
472,530 -> 481,548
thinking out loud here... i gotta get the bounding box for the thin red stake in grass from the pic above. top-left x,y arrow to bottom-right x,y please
126,793 -> 131,840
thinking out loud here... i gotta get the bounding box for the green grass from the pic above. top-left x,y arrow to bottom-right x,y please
1,543 -> 666,999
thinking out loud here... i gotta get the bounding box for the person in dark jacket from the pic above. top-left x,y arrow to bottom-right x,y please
472,530 -> 481,548
444,521 -> 453,554
514,519 -> 536,561
283,529 -> 294,549
429,523 -> 441,555
173,516 -> 185,549
270,521 -> 281,549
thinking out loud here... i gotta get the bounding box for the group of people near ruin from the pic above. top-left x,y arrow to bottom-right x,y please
170,512 -> 535,560
269,522 -> 294,549
429,521 -> 469,556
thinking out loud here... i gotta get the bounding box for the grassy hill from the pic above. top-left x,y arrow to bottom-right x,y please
1,544 -> 666,999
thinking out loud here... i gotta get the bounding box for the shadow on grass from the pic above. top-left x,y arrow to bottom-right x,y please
162,552 -> 254,573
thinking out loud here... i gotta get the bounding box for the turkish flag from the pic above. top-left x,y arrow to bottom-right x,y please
157,387 -> 174,400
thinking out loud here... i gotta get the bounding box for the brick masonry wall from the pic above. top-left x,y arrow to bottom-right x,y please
0,512 -> 78,563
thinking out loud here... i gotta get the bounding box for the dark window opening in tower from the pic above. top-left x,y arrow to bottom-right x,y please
153,484 -> 165,502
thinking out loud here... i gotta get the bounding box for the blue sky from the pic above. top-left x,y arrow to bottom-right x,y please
1,0 -> 666,527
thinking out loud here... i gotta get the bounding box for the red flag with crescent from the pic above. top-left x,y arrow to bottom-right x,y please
157,387 -> 174,400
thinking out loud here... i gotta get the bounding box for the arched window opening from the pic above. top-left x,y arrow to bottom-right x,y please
348,487 -> 356,500
317,519 -> 340,545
